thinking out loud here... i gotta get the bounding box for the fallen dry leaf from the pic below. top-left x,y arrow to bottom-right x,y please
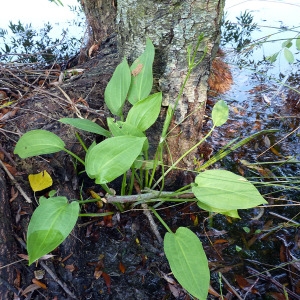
119,261 -> 126,274
22,283 -> 41,295
32,278 -> 47,290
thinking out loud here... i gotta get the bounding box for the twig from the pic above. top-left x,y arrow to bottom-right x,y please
0,159 -> 32,203
247,266 -> 300,299
269,211 -> 300,225
221,274 -> 243,300
106,191 -> 195,203
0,144 -> 17,167
39,261 -> 78,300
141,203 -> 163,243
14,234 -> 78,299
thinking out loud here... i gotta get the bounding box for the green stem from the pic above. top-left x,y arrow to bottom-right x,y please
101,183 -> 113,195
128,167 -> 135,195
63,148 -> 85,166
148,206 -> 172,234
150,35 -> 207,187
121,173 -> 127,196
152,126 -> 215,189
101,183 -> 124,212
75,132 -> 88,152
79,212 -> 114,217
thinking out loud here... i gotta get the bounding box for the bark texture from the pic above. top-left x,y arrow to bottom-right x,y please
78,0 -> 225,183
116,0 -> 225,179
81,0 -> 117,46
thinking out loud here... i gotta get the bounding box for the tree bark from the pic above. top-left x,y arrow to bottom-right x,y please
80,0 -> 225,184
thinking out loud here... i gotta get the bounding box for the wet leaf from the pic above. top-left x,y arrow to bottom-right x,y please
164,227 -> 209,300
32,279 -> 47,290
212,100 -> 229,127
85,136 -> 146,184
126,92 -> 162,131
104,57 -> 131,117
283,48 -> 294,64
192,170 -> 267,217
235,275 -> 259,294
102,272 -> 111,293
27,196 -> 79,265
119,261 -> 126,274
4,162 -> 17,176
14,130 -> 65,158
28,170 -> 53,192
128,38 -> 155,104
59,118 -> 111,137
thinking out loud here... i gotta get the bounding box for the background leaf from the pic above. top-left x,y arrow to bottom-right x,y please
14,130 -> 65,158
85,136 -> 146,184
212,100 -> 229,127
192,170 -> 267,215
59,118 -> 111,137
27,196 -> 79,265
28,170 -> 53,192
266,52 -> 279,63
104,57 -> 131,117
128,38 -> 155,104
164,227 -> 209,299
126,92 -> 162,131
283,47 -> 294,64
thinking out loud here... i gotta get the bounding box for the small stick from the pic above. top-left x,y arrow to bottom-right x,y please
221,274 -> 243,300
141,203 -> 163,243
0,159 -> 32,203
269,211 -> 300,225
14,234 -> 78,299
39,261 -> 78,300
106,191 -> 195,203
247,266 -> 300,299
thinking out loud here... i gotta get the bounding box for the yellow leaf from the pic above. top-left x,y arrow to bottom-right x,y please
28,170 -> 53,192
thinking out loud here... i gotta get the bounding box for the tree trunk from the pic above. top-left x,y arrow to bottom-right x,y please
82,0 -> 225,184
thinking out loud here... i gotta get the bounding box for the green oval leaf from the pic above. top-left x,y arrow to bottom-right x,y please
283,48 -> 294,64
14,130 -> 65,158
107,118 -> 149,151
85,136 -> 146,184
59,118 -> 111,137
212,100 -> 229,127
27,196 -> 79,265
164,227 -> 209,299
128,38 -> 155,104
192,170 -> 267,215
104,57 -> 131,116
126,92 -> 162,131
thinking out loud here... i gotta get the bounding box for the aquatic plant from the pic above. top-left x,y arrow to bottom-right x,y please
14,37 -> 267,299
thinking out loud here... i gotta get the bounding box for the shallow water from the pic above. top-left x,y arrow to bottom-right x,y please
214,0 -> 300,163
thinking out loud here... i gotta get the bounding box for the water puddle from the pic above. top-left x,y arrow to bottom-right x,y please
207,0 -> 300,167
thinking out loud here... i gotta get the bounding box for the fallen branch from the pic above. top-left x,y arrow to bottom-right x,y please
105,190 -> 195,204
